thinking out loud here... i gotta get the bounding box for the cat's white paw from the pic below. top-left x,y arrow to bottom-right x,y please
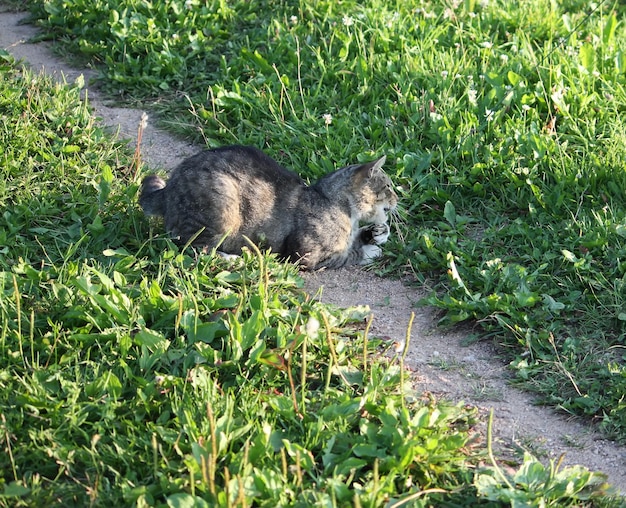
217,250 -> 240,261
360,244 -> 383,264
371,223 -> 390,245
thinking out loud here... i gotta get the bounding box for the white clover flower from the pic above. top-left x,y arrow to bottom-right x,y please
485,109 -> 495,121
342,15 -> 354,27
304,317 -> 320,338
290,15 -> 298,24
443,8 -> 456,20
184,0 -> 193,9
323,113 -> 333,125
415,8 -> 436,19
500,54 -> 509,63
480,41 -> 493,49
522,104 -> 531,111
441,70 -> 449,78
468,88 -> 478,106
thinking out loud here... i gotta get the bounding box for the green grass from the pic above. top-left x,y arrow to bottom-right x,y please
34,0 -> 626,438
25,0 -> 626,440
2,50 -> 619,508
1,0 -> 626,504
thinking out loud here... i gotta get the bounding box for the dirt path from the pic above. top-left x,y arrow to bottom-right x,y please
2,8 -> 625,494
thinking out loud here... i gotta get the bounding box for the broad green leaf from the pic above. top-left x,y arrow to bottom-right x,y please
61,144 -> 81,153
543,294 -> 565,312
507,70 -> 523,87
579,43 -> 595,72
86,372 -> 123,398
443,200 -> 456,227
603,13 -> 617,46
167,493 -> 210,508
135,329 -> 169,350
258,349 -> 286,370
334,457 -> 367,475
241,48 -> 273,73
1,482 -> 30,497
240,309 -> 266,349
515,287 -> 539,307
562,249 -> 578,263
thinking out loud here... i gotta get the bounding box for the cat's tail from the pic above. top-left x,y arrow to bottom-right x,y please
139,175 -> 167,217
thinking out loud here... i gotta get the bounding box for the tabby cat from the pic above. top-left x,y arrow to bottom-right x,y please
139,145 -> 397,270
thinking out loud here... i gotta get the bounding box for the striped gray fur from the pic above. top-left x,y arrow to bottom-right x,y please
140,145 -> 397,270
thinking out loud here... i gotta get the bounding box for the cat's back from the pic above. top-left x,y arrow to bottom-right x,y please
171,145 -> 304,189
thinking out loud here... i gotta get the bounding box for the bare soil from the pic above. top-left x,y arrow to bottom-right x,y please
2,8 -> 625,493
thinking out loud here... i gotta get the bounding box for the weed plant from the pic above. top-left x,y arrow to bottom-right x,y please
0,50 -> 621,505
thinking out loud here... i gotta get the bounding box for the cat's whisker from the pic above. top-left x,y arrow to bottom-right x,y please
387,206 -> 406,243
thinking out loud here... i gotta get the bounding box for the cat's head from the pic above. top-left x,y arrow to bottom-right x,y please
350,155 -> 398,223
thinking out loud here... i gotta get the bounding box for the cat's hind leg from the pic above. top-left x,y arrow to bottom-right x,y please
360,244 -> 383,264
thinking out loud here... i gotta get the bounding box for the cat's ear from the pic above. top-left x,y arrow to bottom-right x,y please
354,155 -> 387,181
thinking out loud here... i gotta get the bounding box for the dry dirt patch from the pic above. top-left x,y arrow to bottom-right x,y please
1,8 -> 625,493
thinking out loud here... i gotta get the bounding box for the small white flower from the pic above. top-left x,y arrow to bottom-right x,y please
429,112 -> 443,122
441,70 -> 449,78
485,109 -> 495,121
443,8 -> 456,20
500,54 -> 509,63
480,41 -> 493,49
323,113 -> 333,126
304,317 -> 320,338
290,15 -> 298,24
415,8 -> 436,19
184,0 -> 193,9
140,112 -> 149,130
468,88 -> 478,106
522,104 -> 531,111
342,15 -> 354,27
